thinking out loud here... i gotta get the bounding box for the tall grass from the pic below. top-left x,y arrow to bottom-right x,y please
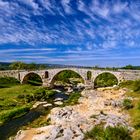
119,80 -> 140,139
85,126 -> 132,140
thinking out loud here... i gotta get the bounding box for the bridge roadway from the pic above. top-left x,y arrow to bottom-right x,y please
0,68 -> 140,88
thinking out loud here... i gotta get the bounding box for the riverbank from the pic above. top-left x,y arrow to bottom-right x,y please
14,88 -> 133,140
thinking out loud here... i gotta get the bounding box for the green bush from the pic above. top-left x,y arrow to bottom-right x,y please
23,88 -> 56,103
132,80 -> 140,92
137,102 -> 140,110
17,94 -> 25,99
63,92 -> 81,106
119,80 -> 133,88
0,77 -> 20,88
33,88 -> 46,101
85,126 -> 132,140
25,94 -> 34,103
123,99 -> 133,109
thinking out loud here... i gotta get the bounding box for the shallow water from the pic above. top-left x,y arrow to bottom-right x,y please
53,92 -> 69,100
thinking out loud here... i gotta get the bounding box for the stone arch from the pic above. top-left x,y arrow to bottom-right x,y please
50,69 -> 86,86
21,72 -> 43,85
93,72 -> 119,88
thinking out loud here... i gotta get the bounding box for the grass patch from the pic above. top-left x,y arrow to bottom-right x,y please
0,105 -> 31,125
0,85 -> 40,110
123,99 -> 133,110
85,125 -> 132,140
0,84 -> 56,126
119,80 -> 140,139
63,92 -> 81,106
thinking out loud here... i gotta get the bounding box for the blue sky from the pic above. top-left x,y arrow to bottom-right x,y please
0,0 -> 140,67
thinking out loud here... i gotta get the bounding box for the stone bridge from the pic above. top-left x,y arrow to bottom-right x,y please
0,68 -> 140,88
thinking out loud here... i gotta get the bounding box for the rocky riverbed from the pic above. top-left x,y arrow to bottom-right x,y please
14,88 -> 133,140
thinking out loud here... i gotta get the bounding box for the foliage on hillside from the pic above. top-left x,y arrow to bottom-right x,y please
94,72 -> 118,88
9,61 -> 46,70
119,80 -> 140,139
0,77 -> 20,88
0,83 -> 56,125
63,92 -> 81,106
85,125 -> 131,140
122,65 -> 140,70
0,105 -> 31,125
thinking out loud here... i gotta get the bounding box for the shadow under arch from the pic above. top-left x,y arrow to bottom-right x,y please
50,69 -> 85,87
93,72 -> 118,88
22,72 -> 43,86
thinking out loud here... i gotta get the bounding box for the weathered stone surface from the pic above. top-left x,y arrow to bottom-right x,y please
32,101 -> 48,109
43,103 -> 52,108
14,88 -> 133,140
54,101 -> 63,105
1,68 -> 140,88
54,98 -> 64,102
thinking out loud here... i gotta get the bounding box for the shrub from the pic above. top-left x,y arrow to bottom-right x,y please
23,88 -> 56,103
25,94 -> 34,103
85,126 -> 132,140
137,102 -> 140,110
0,77 -> 20,88
33,88 -> 46,101
132,80 -> 140,92
63,92 -> 81,106
123,99 -> 133,109
17,94 -> 25,99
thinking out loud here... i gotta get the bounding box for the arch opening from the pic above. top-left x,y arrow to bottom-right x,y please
87,71 -> 92,80
50,70 -> 85,87
94,72 -> 118,88
22,72 -> 43,86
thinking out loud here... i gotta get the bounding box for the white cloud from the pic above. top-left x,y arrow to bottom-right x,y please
113,1 -> 128,14
0,0 -> 140,51
61,0 -> 74,14
21,0 -> 39,10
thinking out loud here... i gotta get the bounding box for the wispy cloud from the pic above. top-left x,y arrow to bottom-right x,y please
0,0 -> 140,66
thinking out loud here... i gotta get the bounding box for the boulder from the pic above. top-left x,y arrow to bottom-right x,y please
43,103 -> 52,108
54,98 -> 63,102
54,101 -> 63,105
32,101 -> 48,109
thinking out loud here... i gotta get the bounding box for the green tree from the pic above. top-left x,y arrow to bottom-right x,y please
9,61 -> 27,70
123,65 -> 134,69
27,63 -> 37,70
39,64 -> 46,70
